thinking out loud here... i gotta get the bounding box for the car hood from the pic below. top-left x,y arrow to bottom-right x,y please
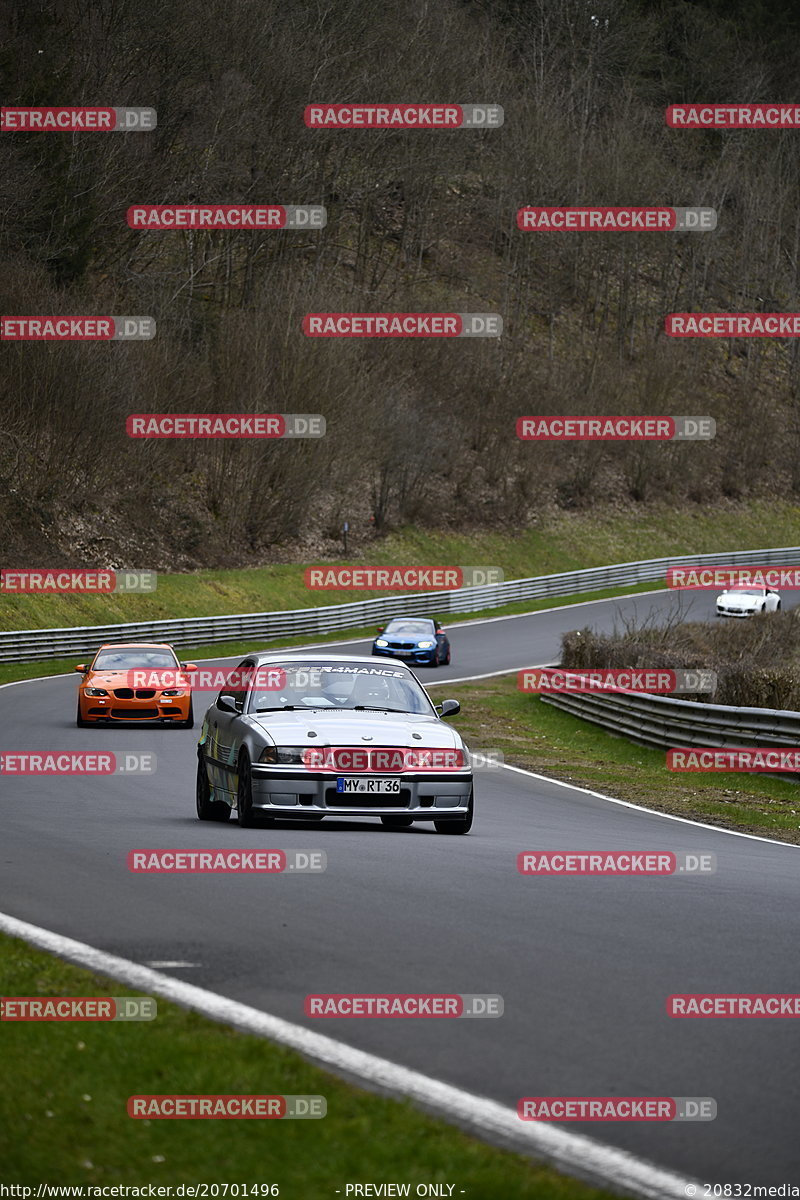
247,710 -> 460,748
717,592 -> 760,608
82,670 -> 146,687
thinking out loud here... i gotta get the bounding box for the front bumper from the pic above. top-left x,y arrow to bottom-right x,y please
249,766 -> 472,819
372,646 -> 437,665
716,606 -> 754,618
80,692 -> 191,721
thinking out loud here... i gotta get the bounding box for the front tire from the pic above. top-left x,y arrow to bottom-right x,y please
434,787 -> 473,835
76,699 -> 89,728
196,756 -> 230,821
179,699 -> 194,730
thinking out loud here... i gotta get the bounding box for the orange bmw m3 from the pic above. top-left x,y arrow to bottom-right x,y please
75,642 -> 197,728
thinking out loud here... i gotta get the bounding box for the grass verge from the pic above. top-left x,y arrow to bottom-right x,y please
0,931 -> 614,1197
1,499 -> 798,633
445,674 -> 800,844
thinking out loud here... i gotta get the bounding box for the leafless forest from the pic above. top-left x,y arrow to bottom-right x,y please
2,0 -> 800,566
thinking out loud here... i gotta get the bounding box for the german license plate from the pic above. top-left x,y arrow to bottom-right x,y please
336,776 -> 401,794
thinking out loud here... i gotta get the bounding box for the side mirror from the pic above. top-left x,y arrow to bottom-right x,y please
217,694 -> 238,714
181,662 -> 198,671
437,699 -> 460,718
376,626 -> 385,634
74,664 -> 87,673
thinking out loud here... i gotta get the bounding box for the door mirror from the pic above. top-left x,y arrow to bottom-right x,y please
376,626 -> 385,634
437,699 -> 460,718
181,662 -> 198,671
74,664 -> 87,673
217,693 -> 239,714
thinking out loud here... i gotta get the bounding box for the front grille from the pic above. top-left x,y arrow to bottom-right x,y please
111,707 -> 159,719
114,688 -> 133,699
325,786 -> 411,808
113,688 -> 157,699
388,642 -> 416,650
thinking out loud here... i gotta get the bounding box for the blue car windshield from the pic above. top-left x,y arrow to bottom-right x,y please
384,620 -> 435,635
247,662 -> 435,714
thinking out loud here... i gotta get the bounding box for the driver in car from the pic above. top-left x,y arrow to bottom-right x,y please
350,672 -> 394,709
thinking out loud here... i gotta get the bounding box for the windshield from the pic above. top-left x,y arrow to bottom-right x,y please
246,661 -> 435,715
383,619 -> 435,635
92,648 -> 179,670
732,589 -> 764,597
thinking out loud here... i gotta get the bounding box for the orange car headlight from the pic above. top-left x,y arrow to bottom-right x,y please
85,687 -> 108,697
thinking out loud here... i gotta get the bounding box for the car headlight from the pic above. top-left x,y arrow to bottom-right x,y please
417,640 -> 435,649
160,689 -> 185,697
375,638 -> 389,648
84,687 -> 108,697
258,746 -> 307,765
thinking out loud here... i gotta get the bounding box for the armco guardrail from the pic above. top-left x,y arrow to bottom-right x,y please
540,689 -> 800,751
1,545 -> 799,664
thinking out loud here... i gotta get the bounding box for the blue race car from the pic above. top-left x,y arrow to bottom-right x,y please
372,616 -> 451,667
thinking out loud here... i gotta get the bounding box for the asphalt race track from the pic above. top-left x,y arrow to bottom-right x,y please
2,587 -> 799,1190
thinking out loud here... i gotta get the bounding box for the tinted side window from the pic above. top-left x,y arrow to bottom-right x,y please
217,659 -> 254,711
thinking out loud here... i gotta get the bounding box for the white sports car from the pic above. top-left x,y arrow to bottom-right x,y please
716,587 -> 781,618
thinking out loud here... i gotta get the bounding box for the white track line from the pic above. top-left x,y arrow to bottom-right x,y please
426,664 -> 800,850
0,910 -> 697,1200
498,762 -> 800,850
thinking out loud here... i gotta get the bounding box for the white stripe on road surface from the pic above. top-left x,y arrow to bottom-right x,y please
0,910 -> 696,1200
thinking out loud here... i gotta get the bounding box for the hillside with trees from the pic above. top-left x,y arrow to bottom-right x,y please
2,0 -> 800,567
